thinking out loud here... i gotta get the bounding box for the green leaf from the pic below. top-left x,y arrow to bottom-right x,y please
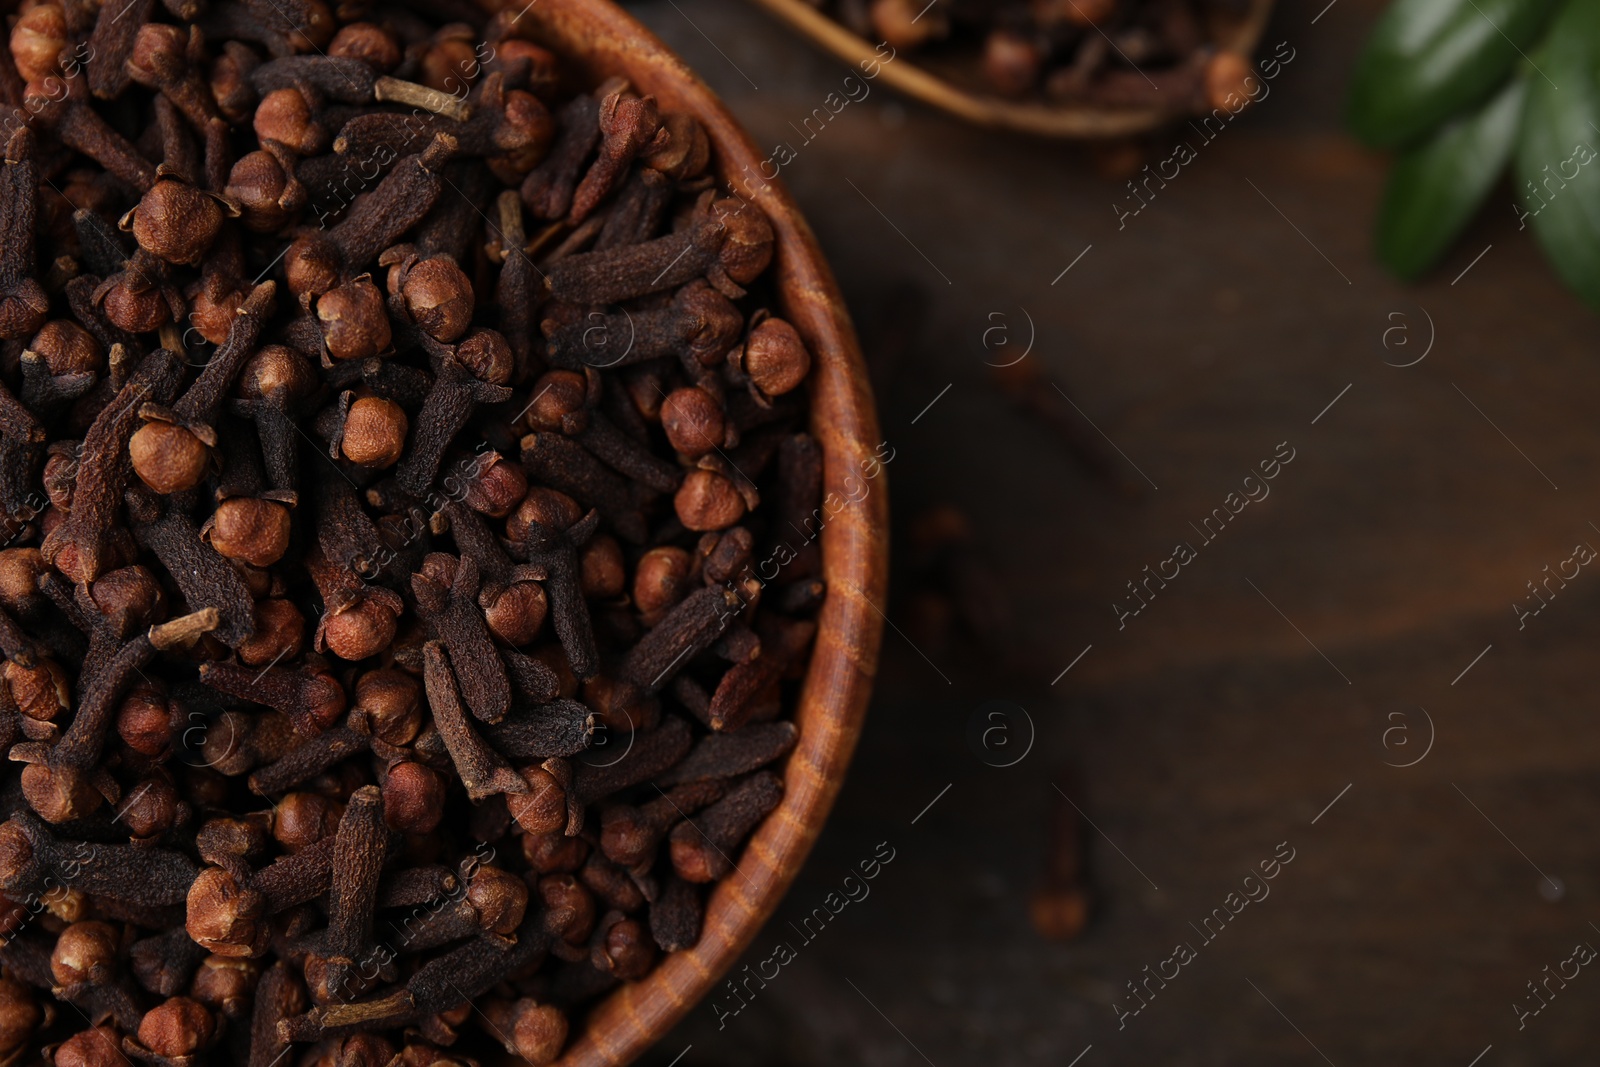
1378,77 -> 1526,279
1516,0 -> 1600,311
1348,0 -> 1559,149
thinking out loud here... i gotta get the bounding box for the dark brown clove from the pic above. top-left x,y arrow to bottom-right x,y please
543,280 -> 741,375
331,72 -> 549,167
622,584 -> 750,694
302,785 -> 390,1004
129,280 -> 276,493
480,699 -> 592,760
383,861 -> 526,955
278,907 -> 548,1041
510,508 -> 601,678
285,133 -> 458,298
594,166 -> 674,251
198,661 -> 347,738
28,610 -> 217,808
667,770 -> 783,883
0,811 -> 198,906
0,129 -> 48,340
42,350 -> 182,583
657,720 -> 798,786
546,208 -> 728,306
520,93 -> 600,221
420,641 -> 526,802
127,23 -> 222,130
251,835 -> 337,913
87,0 -> 157,99
132,501 -> 254,631
707,618 -> 815,732
492,190 -> 537,382
247,721 -> 369,795
599,779 -> 724,870
411,553 -> 509,723
392,331 -> 514,496
130,926 -> 208,997
518,432 -> 646,544
568,88 -> 661,224
569,715 -> 691,812
243,961 -> 305,1067
648,875 -> 701,953
0,380 -> 47,527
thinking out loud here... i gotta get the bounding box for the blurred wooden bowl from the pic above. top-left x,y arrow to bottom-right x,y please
498,0 -> 889,1063
745,0 -> 1277,138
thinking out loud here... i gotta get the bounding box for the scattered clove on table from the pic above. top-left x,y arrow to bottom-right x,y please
1030,771 -> 1092,942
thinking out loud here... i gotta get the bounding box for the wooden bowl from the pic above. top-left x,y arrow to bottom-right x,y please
744,0 -> 1277,138
494,1 -> 889,1063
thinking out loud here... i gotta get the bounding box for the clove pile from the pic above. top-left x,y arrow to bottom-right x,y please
0,0 -> 825,1063
816,0 -> 1257,108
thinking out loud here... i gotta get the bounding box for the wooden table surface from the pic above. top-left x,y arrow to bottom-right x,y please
623,2 -> 1600,1063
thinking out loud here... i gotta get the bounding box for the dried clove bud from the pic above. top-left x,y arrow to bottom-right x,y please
668,771 -> 784,882
649,876 -> 702,953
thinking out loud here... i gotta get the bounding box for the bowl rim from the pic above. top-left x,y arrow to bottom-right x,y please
500,2 -> 890,1063
743,0 -> 1278,138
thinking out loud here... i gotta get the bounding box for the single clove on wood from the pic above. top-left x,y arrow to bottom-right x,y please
1030,771 -> 1093,942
